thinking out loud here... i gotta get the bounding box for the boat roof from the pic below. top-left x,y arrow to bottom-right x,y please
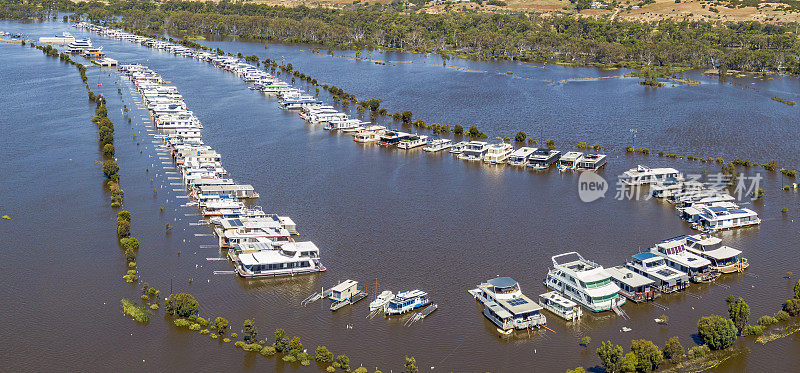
331,280 -> 358,292
487,277 -> 518,289
561,151 -> 584,161
497,294 -> 542,315
606,266 -> 655,287
485,301 -> 513,319
539,291 -> 577,308
632,252 -> 660,261
509,147 -> 537,156
238,249 -> 306,266
394,289 -> 427,300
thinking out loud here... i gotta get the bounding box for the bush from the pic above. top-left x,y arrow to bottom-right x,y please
166,293 -> 198,318
353,368 -> 368,373
189,323 -> 201,331
687,345 -> 710,358
120,237 -> 139,251
697,315 -> 737,350
117,210 -> 131,222
514,131 -> 527,142
197,317 -> 209,327
231,332 -> 238,339
315,346 -> 334,363
223,338 -> 231,343
783,299 -> 800,316
214,317 -> 229,335
596,341 -> 623,372
102,160 -> 119,178
453,125 -> 463,134
758,315 -> 778,327
150,303 -> 159,310
174,318 -> 191,327
103,143 -> 115,157
742,325 -> 763,336
775,310 -> 791,322
260,346 -> 276,356
727,296 -> 750,332
325,367 -> 336,373
235,341 -> 245,348
200,329 -> 210,335
335,355 -> 350,370
117,220 -> 131,238
121,298 -> 150,323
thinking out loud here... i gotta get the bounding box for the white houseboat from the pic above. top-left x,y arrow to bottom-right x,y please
577,154 -> 607,170
507,147 -> 537,166
228,241 -> 325,278
558,151 -> 584,172
625,252 -> 689,293
448,141 -> 468,154
692,205 -> 760,232
684,234 -> 748,273
457,141 -> 490,161
468,277 -> 547,330
423,138 -> 452,152
527,149 -> 561,170
619,165 -> 682,185
544,252 -> 626,312
483,143 -> 514,164
538,291 -> 582,321
385,290 -> 430,315
651,236 -> 721,283
397,134 -> 429,149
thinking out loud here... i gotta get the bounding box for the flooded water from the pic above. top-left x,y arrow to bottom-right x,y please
2,20 -> 799,372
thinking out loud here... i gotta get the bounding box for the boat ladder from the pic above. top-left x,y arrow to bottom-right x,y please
612,305 -> 630,320
367,308 -> 382,319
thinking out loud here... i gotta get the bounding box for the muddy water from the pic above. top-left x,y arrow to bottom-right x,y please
1,20 -> 799,372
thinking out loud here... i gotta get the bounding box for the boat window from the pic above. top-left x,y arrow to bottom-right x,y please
585,278 -> 611,288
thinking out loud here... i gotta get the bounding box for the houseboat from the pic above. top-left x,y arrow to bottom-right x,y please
329,280 -> 368,311
369,291 -> 395,312
619,165 -> 682,185
385,290 -> 430,315
483,143 -> 514,164
625,252 -> 689,293
468,277 -> 547,330
448,141 -> 469,154
651,236 -> 721,283
558,152 -> 584,172
605,266 -> 658,302
378,131 -> 411,146
577,154 -> 607,171
458,141 -> 490,161
544,252 -> 626,313
228,241 -> 325,278
397,134 -> 429,149
652,178 -> 705,199
196,184 -> 258,199
693,205 -> 761,232
684,234 -> 748,273
422,138 -> 452,152
507,147 -> 537,166
353,126 -> 386,143
527,149 -> 561,170
538,291 -> 582,321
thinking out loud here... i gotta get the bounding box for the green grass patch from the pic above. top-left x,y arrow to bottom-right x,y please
772,97 -> 796,106
121,298 -> 150,323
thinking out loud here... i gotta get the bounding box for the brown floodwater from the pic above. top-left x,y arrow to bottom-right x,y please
1,20 -> 799,372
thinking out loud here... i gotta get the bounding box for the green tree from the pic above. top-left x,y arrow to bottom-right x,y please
335,354 -> 350,370
166,293 -> 198,318
794,279 -> 800,299
401,111 -> 413,124
620,352 -> 637,373
315,346 -> 334,363
214,317 -> 229,335
630,339 -> 663,372
784,299 -> 800,316
662,336 -> 684,362
697,315 -> 737,350
103,143 -> 115,157
566,368 -> 586,373
727,296 -> 751,332
514,131 -> 527,142
102,160 -> 119,177
404,356 -> 418,373
596,341 -> 624,372
453,125 -> 464,134
243,318 -> 257,342
580,336 -> 591,346
288,336 -> 303,354
273,329 -> 289,352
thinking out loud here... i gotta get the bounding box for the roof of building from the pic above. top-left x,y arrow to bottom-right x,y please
487,277 -> 518,289
633,252 -> 659,261
606,266 -> 655,287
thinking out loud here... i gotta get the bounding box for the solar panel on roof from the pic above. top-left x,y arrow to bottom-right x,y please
657,269 -> 675,277
230,219 -> 243,227
508,298 -> 528,306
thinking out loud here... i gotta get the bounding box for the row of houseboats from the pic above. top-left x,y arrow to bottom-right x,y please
470,233 -> 748,332
117,63 -> 327,279
621,165 -> 761,233
74,22 -> 608,172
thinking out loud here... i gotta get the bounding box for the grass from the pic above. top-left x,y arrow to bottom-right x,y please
661,346 -> 747,373
121,298 -> 150,323
756,321 -> 800,344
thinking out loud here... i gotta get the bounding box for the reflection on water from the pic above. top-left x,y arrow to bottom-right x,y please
0,19 -> 799,373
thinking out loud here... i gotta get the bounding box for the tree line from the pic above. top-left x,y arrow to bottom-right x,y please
4,0 -> 800,72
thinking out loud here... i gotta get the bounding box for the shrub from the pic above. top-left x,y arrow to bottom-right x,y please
174,318 -> 191,327
775,311 -> 790,322
235,341 -> 245,348
596,341 -> 623,372
117,220 -> 131,238
514,131 -> 527,142
315,346 -> 334,363
223,338 -> 231,343
120,237 -> 139,251
103,143 -> 115,157
102,160 -> 119,178
214,317 -> 229,335
117,210 -> 131,222
335,355 -> 350,370
453,125 -> 463,134
260,346 -> 276,356
121,298 -> 150,323
165,293 -> 198,318
150,303 -> 159,310
742,325 -> 763,336
697,315 -> 737,350
231,332 -> 238,339
211,334 -> 218,339
242,343 -> 262,352
727,296 -> 750,332
758,315 -> 778,327
687,345 -> 710,358
783,299 -> 800,316
353,368 -> 368,373
189,323 -> 201,331
197,317 -> 209,327
325,367 -> 336,373
545,139 -> 555,149
200,329 -> 210,335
